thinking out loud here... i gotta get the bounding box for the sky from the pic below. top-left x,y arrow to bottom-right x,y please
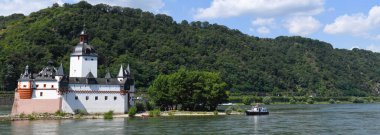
1,0 -> 380,52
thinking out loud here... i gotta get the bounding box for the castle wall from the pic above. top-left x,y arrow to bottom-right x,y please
11,92 -> 61,115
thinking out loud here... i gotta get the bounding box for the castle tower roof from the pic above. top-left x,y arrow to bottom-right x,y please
105,69 -> 112,79
117,65 -> 125,78
35,61 -> 57,81
71,27 -> 97,56
56,63 -> 64,76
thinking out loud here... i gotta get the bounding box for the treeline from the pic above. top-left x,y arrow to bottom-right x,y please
1,1 -> 380,97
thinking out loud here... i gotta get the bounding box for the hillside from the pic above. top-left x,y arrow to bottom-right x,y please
1,1 -> 380,96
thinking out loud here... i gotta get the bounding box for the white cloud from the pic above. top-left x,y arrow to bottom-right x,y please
0,0 -> 165,16
284,16 -> 321,36
324,6 -> 380,36
194,0 -> 324,19
250,18 -> 274,34
252,18 -> 274,26
0,0 -> 64,16
256,26 -> 270,34
366,44 -> 380,52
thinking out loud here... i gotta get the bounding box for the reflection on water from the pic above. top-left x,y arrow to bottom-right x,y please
1,104 -> 380,134
12,120 -> 59,135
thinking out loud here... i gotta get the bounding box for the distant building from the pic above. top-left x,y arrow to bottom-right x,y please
11,29 -> 135,115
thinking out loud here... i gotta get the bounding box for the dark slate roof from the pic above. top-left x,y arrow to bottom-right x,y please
86,72 -> 95,78
18,65 -> 32,81
34,61 -> 57,81
68,77 -> 122,85
56,63 -> 64,76
71,42 -> 97,56
105,71 -> 112,79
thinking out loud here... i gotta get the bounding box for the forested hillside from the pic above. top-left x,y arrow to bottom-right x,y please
1,1 -> 380,96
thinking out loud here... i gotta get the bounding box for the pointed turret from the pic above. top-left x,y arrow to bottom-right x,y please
79,25 -> 88,44
117,65 -> 125,82
105,69 -> 112,79
126,64 -> 130,75
19,65 -> 31,80
56,63 -> 64,76
117,65 -> 125,77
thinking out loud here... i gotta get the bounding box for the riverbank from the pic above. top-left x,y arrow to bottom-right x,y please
0,111 -> 242,121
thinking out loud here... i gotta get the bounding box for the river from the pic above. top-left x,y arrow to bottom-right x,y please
0,104 -> 379,134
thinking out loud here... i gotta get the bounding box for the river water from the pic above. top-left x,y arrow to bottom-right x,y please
0,104 -> 379,135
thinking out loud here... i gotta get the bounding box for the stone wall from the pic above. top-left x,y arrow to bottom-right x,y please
11,92 -> 61,115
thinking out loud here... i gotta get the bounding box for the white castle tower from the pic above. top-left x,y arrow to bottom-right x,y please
69,28 -> 98,78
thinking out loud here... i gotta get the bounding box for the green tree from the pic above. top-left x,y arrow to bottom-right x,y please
148,68 -> 228,111
242,96 -> 251,105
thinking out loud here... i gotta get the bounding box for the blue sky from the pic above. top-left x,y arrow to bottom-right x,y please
1,0 -> 380,52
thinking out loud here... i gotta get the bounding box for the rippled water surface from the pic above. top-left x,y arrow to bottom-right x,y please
1,104 -> 380,134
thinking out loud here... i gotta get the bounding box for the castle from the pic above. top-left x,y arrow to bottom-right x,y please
11,29 -> 135,115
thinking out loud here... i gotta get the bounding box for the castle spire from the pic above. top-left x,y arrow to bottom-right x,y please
117,65 -> 124,78
56,63 -> 64,76
79,24 -> 88,43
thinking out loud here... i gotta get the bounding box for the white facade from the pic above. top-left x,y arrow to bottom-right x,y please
70,56 -> 97,78
31,81 -> 60,99
61,84 -> 129,113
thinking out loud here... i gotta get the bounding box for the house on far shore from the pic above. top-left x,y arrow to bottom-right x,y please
11,29 -> 136,115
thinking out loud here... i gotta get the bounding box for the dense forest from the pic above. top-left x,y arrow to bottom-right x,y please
1,1 -> 380,97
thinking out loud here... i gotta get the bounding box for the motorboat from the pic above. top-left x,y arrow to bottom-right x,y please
245,106 -> 269,115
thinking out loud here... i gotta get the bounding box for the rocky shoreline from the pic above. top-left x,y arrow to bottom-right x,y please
0,111 -> 242,121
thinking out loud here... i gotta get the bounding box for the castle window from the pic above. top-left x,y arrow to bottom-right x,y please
36,85 -> 39,88
78,56 -> 80,60
86,96 -> 89,100
23,85 -> 26,88
91,58 -> 93,61
43,84 -> 46,88
51,85 -> 54,88
95,96 -> 98,100
85,58 -> 88,60
75,96 -> 78,100
40,92 -> 43,97
114,96 -> 117,100
105,96 -> 108,100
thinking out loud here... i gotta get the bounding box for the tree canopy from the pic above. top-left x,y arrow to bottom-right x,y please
148,68 -> 228,111
0,1 -> 380,96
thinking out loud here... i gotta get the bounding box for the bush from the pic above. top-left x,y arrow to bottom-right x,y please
149,109 -> 161,117
242,96 -> 251,105
225,106 -> 232,115
128,106 -> 137,117
329,99 -> 336,104
307,98 -> 314,104
135,102 -> 145,112
352,97 -> 365,103
213,110 -> 218,115
74,109 -> 88,116
55,110 -> 66,117
19,113 -> 26,118
144,101 -> 154,111
103,110 -> 114,119
27,114 -> 35,120
263,96 -> 272,105
289,98 -> 296,104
